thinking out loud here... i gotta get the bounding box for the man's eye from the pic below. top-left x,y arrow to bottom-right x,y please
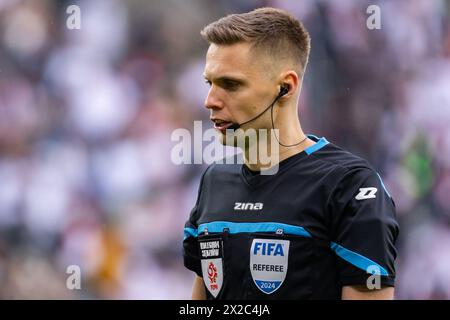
204,80 -> 212,86
223,81 -> 239,91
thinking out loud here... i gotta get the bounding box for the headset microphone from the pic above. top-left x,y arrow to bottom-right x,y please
228,85 -> 289,131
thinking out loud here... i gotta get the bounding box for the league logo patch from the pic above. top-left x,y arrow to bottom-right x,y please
250,239 -> 290,294
200,239 -> 223,298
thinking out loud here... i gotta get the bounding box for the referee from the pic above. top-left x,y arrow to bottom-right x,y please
183,7 -> 399,300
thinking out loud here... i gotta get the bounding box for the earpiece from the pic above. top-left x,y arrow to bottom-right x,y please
278,84 -> 289,98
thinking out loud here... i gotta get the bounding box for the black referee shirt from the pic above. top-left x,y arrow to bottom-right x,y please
183,135 -> 399,299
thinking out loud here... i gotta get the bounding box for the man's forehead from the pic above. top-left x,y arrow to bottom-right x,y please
204,42 -> 260,80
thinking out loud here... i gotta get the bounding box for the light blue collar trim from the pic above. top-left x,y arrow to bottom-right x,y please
304,135 -> 329,155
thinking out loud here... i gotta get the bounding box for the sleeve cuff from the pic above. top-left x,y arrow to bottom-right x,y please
339,274 -> 396,287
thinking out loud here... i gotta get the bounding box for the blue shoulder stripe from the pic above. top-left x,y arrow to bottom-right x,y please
376,173 -> 392,198
330,242 -> 389,276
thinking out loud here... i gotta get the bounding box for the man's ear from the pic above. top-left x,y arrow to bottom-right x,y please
278,70 -> 299,97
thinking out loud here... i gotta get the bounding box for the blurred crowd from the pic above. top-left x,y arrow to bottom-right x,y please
0,0 -> 449,299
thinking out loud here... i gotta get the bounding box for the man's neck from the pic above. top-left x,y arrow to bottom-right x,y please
243,135 -> 316,172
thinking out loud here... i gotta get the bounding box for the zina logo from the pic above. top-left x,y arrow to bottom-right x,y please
234,202 -> 263,210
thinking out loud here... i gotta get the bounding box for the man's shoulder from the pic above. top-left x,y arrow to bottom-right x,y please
310,140 -> 380,186
312,141 -> 374,173
304,139 -> 391,205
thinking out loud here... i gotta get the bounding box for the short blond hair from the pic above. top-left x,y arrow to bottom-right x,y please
201,7 -> 311,73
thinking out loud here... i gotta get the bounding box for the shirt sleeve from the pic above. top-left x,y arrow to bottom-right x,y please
182,166 -> 210,277
183,205 -> 202,277
327,167 -> 399,287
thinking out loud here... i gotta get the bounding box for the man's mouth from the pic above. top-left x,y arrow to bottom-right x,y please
212,119 -> 234,131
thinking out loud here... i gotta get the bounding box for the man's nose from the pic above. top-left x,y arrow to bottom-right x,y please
204,87 -> 223,110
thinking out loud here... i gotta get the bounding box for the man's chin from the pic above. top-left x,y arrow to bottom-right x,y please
218,130 -> 254,150
218,132 -> 237,147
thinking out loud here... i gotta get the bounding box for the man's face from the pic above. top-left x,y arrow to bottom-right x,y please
203,42 -> 278,146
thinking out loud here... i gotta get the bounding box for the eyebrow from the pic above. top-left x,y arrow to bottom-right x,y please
203,74 -> 247,84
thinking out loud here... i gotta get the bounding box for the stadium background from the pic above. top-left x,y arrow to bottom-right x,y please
0,0 -> 449,299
